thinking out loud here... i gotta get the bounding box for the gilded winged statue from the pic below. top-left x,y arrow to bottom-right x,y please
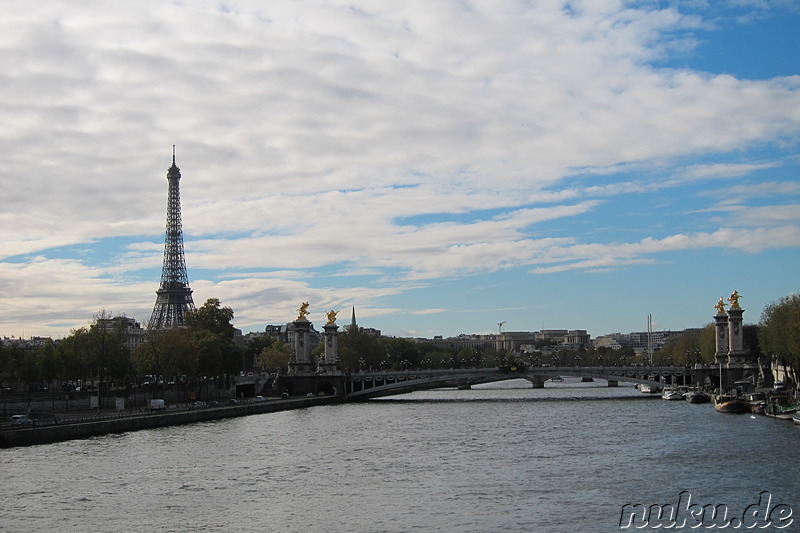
728,290 -> 742,309
297,302 -> 310,320
326,309 -> 338,325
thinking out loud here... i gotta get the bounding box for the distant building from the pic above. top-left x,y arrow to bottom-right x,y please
414,329 -> 591,355
95,316 -> 144,352
260,323 -> 321,348
591,329 -> 702,356
592,333 -> 627,351
1,336 -> 53,353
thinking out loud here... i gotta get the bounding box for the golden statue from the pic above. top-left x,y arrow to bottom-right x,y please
297,302 -> 310,321
326,309 -> 338,325
728,290 -> 742,310
714,297 -> 726,315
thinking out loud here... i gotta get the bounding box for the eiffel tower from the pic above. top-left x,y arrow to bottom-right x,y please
148,148 -> 195,329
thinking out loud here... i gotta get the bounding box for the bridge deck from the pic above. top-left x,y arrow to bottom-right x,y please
342,365 -> 693,399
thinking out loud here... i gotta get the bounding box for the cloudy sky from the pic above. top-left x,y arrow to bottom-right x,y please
2,0 -> 799,340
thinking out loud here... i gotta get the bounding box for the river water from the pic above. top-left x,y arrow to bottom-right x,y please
2,379 -> 798,532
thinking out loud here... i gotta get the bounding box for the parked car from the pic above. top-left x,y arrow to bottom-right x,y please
149,399 -> 166,411
11,414 -> 32,426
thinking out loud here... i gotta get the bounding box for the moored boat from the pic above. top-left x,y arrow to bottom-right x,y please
764,393 -> 799,420
685,390 -> 710,404
745,392 -> 766,415
793,412 -> 800,425
713,392 -> 749,414
661,388 -> 684,401
639,384 -> 661,394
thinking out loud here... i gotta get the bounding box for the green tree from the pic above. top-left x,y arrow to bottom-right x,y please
185,298 -> 235,340
381,337 -> 421,369
0,343 -> 12,388
57,327 -> 92,389
657,329 -> 704,365
87,310 -> 131,407
257,339 -> 293,373
338,327 -> 385,371
244,336 -> 276,372
759,293 -> 800,386
133,328 -> 196,389
19,350 -> 40,391
35,339 -> 61,391
185,298 -> 242,381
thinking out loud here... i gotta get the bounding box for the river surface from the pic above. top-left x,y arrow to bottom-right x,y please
2,379 -> 798,532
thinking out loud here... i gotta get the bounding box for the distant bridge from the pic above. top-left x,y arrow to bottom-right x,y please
340,365 -> 693,400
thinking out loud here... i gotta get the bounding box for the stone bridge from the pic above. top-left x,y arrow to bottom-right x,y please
340,365 -> 693,400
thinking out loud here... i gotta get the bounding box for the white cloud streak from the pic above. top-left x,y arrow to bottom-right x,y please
1,0 -> 799,336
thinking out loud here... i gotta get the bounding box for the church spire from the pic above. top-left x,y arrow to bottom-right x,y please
350,306 -> 357,331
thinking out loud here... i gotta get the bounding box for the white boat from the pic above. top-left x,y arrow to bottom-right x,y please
639,384 -> 661,394
793,413 -> 800,425
549,376 -> 563,382
662,389 -> 684,401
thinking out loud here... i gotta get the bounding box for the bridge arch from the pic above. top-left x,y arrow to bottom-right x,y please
342,366 -> 691,400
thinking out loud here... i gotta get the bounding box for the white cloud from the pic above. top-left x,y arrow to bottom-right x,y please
1,0 -> 798,336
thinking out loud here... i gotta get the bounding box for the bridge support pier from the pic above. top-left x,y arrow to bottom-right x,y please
607,379 -> 619,387
525,375 -> 546,388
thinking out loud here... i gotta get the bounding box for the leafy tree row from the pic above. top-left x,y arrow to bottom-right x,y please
6,293 -> 798,392
2,299 -> 242,404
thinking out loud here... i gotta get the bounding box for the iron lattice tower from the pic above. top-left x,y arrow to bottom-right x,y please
148,149 -> 195,329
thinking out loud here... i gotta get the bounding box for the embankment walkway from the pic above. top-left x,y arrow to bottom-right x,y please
0,395 -> 338,448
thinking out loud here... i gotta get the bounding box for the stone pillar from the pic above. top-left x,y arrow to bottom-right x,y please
319,323 -> 339,373
713,312 -> 729,366
727,307 -> 747,364
528,375 -> 546,388
289,318 -> 314,374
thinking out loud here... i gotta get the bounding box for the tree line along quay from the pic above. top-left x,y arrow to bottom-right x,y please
2,293 -> 799,423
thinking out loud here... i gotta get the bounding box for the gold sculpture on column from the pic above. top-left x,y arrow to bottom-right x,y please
728,290 -> 742,310
326,309 -> 339,325
297,302 -> 310,320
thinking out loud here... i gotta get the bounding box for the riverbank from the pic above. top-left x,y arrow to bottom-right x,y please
0,395 -> 339,448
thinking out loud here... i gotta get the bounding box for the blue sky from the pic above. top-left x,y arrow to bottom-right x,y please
1,0 -> 798,340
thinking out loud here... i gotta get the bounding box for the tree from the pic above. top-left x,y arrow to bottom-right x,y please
57,327 -> 92,389
35,339 -> 61,391
133,328 -> 196,389
87,310 -> 131,407
759,293 -> 800,386
657,329 -> 704,365
185,298 -> 242,384
257,339 -> 293,373
185,298 -> 235,341
381,337 -> 421,370
338,327 -> 385,371
244,336 -> 276,372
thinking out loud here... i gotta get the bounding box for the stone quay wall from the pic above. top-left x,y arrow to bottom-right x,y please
0,395 -> 338,448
